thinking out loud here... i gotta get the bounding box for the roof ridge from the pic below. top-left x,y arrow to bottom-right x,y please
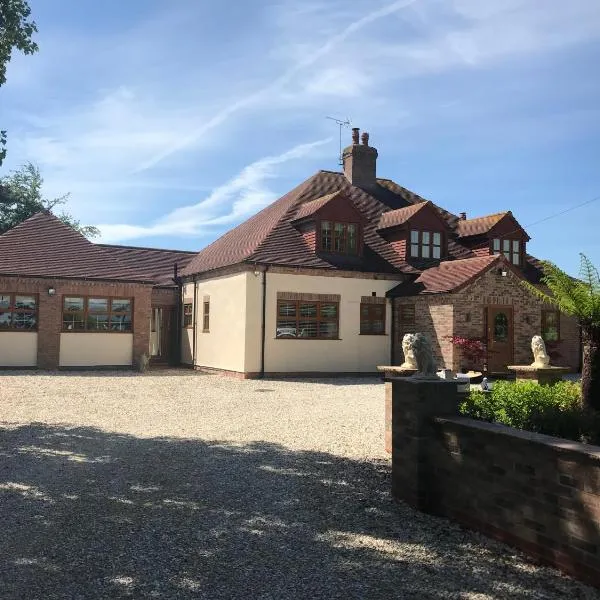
463,211 -> 509,222
98,243 -> 197,254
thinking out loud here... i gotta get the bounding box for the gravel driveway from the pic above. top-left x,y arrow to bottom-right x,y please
0,370 -> 596,599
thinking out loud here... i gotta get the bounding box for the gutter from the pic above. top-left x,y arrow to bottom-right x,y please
192,276 -> 198,368
172,263 -> 183,366
259,265 -> 268,379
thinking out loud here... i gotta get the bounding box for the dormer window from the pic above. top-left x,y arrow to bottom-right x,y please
321,221 -> 358,255
492,238 -> 521,265
410,230 -> 442,259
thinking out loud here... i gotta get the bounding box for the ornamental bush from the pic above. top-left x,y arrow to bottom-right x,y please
460,381 -> 600,444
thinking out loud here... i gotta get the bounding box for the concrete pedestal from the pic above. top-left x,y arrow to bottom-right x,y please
507,365 -> 570,385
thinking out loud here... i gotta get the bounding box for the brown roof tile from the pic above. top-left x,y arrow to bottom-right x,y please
456,212 -> 508,237
377,203 -> 427,230
182,171 -> 433,276
98,244 -> 196,286
291,190 -> 342,222
387,255 -> 504,296
0,212 -> 152,282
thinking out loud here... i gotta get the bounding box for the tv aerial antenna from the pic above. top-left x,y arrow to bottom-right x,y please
326,116 -> 351,166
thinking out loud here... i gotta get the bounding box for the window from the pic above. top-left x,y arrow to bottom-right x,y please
183,303 -> 193,328
203,299 -> 210,332
276,300 -> 339,339
492,238 -> 521,265
0,294 -> 37,330
542,310 -> 560,342
398,304 -> 415,324
320,221 -> 358,255
62,297 -> 132,332
360,303 -> 386,335
410,230 -> 442,259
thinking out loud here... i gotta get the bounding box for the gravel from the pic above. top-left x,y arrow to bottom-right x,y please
0,370 -> 597,599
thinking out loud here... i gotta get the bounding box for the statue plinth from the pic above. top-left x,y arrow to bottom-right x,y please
507,365 -> 570,385
377,365 -> 418,379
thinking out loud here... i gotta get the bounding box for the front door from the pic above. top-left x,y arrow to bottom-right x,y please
150,307 -> 174,364
486,306 -> 514,373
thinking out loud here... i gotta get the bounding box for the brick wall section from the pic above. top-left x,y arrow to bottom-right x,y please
394,296 -> 455,368
0,276 -> 152,369
393,266 -> 580,371
390,377 -> 600,587
151,287 -> 178,306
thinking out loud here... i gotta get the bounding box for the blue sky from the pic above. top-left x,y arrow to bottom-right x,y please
2,0 -> 599,275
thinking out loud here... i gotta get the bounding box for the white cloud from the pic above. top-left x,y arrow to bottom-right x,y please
96,137 -> 331,243
135,0 -> 421,172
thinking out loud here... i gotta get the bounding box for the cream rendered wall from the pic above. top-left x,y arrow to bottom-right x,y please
0,332 -> 37,366
189,273 -> 249,372
59,333 -> 133,367
256,273 -> 402,373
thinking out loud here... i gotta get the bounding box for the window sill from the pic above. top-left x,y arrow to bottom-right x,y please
61,330 -> 133,334
0,329 -> 38,333
359,333 -> 388,336
274,337 -> 342,341
202,330 -> 210,333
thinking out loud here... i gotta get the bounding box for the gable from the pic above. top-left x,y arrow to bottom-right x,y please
488,212 -> 530,241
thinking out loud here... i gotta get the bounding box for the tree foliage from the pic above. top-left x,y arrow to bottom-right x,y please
523,255 -> 600,328
523,255 -> 600,409
1,0 -> 38,165
0,163 -> 100,238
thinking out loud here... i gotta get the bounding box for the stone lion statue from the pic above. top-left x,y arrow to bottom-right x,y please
400,333 -> 418,369
531,335 -> 551,368
410,333 -> 438,379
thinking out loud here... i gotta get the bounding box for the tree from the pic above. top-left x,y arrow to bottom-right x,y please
0,162 -> 100,238
524,254 -> 600,410
1,0 -> 38,165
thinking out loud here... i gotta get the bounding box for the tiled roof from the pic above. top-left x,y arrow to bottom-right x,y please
377,203 -> 427,230
456,212 -> 508,237
98,244 -> 196,286
291,190 -> 342,222
182,171 -> 446,276
0,212 -> 153,282
387,255 -> 503,296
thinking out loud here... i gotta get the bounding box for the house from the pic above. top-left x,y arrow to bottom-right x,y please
0,129 -> 580,375
0,212 -> 194,368
179,128 -> 580,377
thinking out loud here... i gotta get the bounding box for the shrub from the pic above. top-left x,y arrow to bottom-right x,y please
460,381 -> 600,444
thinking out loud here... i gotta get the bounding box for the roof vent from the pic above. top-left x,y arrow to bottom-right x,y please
459,212 -> 467,220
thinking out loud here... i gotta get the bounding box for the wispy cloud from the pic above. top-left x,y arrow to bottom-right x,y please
97,137 -> 331,243
135,0 -> 420,172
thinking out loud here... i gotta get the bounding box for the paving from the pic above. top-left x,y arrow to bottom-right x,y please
0,370 -> 596,599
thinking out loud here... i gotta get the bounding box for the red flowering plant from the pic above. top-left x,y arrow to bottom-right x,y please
446,336 -> 487,373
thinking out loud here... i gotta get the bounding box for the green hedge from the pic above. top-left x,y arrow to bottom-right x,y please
460,381 -> 600,444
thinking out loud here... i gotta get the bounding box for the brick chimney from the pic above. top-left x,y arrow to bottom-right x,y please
342,127 -> 378,189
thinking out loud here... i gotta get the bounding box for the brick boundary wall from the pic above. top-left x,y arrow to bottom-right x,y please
390,377 -> 600,587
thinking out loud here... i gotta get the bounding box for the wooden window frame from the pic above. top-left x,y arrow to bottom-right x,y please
541,309 -> 560,343
276,299 -> 340,340
398,304 -> 416,324
410,230 -> 443,259
183,302 -> 193,328
0,293 -> 38,331
360,303 -> 386,335
202,299 -> 210,333
492,238 -> 522,266
319,220 -> 359,255
61,296 -> 133,333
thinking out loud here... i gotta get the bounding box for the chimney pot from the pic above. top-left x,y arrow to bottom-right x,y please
459,212 -> 467,220
342,128 -> 378,188
351,127 -> 360,144
361,132 -> 369,146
